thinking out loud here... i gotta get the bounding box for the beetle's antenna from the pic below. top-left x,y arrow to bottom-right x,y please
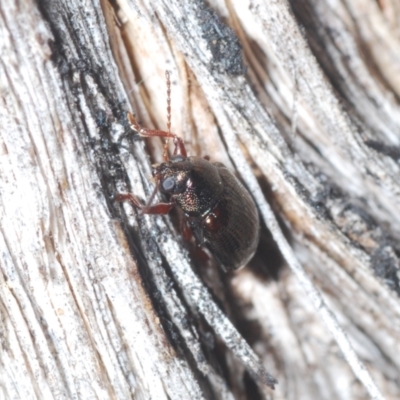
163,70 -> 171,161
166,70 -> 171,134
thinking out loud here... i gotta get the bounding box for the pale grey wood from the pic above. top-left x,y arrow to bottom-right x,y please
1,0 -> 400,399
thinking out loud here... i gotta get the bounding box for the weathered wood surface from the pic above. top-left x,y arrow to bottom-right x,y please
1,0 -> 400,398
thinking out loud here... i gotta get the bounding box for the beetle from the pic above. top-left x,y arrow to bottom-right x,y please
117,73 -> 259,271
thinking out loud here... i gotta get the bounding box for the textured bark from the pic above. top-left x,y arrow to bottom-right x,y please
1,0 -> 400,399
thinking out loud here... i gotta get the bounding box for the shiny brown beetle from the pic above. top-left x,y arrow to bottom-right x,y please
117,75 -> 259,271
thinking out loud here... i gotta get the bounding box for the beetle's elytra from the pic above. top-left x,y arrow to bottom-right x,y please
117,73 -> 259,271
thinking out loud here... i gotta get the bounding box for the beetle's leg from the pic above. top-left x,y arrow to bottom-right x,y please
141,202 -> 174,215
180,217 -> 193,242
116,193 -> 174,215
128,113 -> 175,139
127,112 -> 187,160
114,193 -> 143,208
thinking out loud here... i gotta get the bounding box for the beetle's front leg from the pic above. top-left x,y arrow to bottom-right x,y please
142,202 -> 174,215
115,193 -> 174,215
127,112 -> 187,160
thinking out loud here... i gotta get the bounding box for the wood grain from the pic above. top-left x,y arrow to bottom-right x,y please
1,0 -> 399,398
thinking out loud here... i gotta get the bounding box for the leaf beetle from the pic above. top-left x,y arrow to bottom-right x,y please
117,72 -> 259,271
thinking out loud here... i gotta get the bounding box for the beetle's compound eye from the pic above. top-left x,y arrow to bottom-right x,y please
161,176 -> 176,192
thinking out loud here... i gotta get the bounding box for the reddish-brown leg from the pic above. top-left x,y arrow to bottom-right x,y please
127,112 -> 187,160
115,193 -> 174,215
142,203 -> 174,214
180,217 -> 193,242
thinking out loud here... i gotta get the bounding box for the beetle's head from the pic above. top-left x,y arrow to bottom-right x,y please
152,155 -> 192,196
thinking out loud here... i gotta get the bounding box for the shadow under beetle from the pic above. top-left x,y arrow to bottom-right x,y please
117,72 -> 259,271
